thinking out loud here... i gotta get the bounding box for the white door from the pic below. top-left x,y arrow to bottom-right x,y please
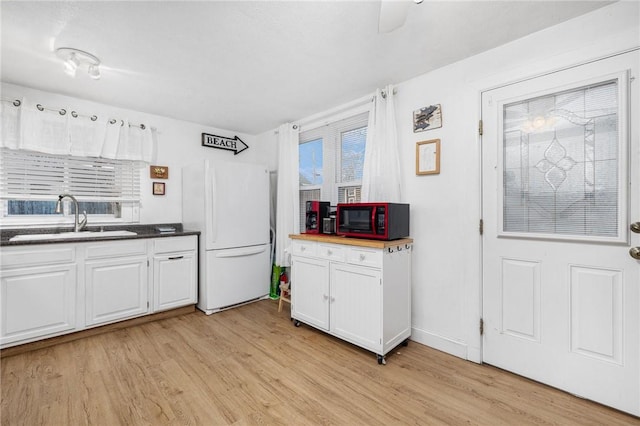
330,262 -> 381,353
1,264 -> 76,345
482,51 -> 639,416
85,256 -> 149,326
291,256 -> 330,330
205,160 -> 270,250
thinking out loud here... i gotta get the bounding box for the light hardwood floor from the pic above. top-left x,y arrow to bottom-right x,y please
1,299 -> 638,425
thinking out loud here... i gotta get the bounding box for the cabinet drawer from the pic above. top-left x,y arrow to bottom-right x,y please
1,245 -> 75,269
317,243 -> 346,262
84,239 -> 147,259
154,235 -> 197,254
347,247 -> 382,268
291,240 -> 317,257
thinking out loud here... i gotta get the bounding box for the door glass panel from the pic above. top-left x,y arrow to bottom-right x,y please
502,80 -> 619,238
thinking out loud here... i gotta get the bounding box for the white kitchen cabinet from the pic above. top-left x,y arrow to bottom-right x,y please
0,245 -> 77,346
84,240 -> 149,327
290,235 -> 412,364
291,256 -> 330,330
0,233 -> 199,350
330,262 -> 382,353
152,235 -> 197,312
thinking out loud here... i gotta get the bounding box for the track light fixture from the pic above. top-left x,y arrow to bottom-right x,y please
56,47 -> 101,80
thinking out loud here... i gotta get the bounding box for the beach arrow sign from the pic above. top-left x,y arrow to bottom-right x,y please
201,133 -> 249,155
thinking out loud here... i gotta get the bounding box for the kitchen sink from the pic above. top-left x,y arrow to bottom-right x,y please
9,230 -> 137,242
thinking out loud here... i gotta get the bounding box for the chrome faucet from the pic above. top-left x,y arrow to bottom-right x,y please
55,194 -> 87,232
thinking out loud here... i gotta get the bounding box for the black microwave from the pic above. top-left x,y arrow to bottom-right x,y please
336,202 -> 409,240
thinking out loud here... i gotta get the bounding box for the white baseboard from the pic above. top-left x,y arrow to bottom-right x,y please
466,345 -> 482,364
410,326 -> 468,360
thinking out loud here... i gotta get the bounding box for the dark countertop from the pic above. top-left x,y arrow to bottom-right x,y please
0,223 -> 200,247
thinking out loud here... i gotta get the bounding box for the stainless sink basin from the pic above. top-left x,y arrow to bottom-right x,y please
9,230 -> 137,242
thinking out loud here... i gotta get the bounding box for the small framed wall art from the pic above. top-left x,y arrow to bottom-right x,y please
150,165 -> 169,179
413,104 -> 442,132
152,182 -> 166,195
416,139 -> 440,175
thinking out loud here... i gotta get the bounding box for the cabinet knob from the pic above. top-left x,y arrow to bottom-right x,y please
359,254 -> 365,261
327,249 -> 332,255
323,294 -> 329,300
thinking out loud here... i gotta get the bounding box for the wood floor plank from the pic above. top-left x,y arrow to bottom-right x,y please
2,299 -> 638,425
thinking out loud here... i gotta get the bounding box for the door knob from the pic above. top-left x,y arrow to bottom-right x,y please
631,222 -> 640,234
630,247 -> 640,260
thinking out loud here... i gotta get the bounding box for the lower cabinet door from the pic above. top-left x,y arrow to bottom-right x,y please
291,256 -> 330,330
85,256 -> 149,326
330,262 -> 382,353
1,264 -> 77,346
153,252 -> 197,312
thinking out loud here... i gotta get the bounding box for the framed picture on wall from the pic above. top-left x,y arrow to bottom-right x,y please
152,182 -> 166,195
416,139 -> 440,175
413,104 -> 442,132
150,165 -> 169,179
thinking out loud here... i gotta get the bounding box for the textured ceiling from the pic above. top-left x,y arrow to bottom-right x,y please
1,1 -> 612,135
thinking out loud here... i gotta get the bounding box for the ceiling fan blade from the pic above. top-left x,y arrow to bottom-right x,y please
378,0 -> 411,34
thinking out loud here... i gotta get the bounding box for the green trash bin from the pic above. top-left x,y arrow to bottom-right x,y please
269,265 -> 281,300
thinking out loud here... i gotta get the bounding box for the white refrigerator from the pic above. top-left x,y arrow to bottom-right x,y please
182,159 -> 271,314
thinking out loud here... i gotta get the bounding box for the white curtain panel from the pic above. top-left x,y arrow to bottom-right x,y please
0,99 -> 21,150
361,85 -> 402,202
0,99 -> 155,163
275,122 -> 300,267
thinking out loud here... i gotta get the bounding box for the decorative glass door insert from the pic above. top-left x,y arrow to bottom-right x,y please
500,77 -> 626,241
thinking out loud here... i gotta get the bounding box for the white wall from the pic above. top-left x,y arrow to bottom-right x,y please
394,1 -> 639,361
282,1 -> 639,362
1,82 -> 277,225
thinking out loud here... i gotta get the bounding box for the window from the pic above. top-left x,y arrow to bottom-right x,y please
502,79 -> 621,239
0,148 -> 140,226
298,112 -> 368,231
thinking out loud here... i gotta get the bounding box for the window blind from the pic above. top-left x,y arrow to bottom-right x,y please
339,126 -> 367,183
0,148 -> 140,202
502,80 -> 620,238
338,186 -> 361,204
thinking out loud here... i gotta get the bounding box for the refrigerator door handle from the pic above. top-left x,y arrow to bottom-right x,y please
206,165 -> 217,244
215,245 -> 268,258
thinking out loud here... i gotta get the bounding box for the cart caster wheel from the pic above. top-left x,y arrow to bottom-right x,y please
377,355 -> 386,365
401,339 -> 409,347
294,320 -> 301,327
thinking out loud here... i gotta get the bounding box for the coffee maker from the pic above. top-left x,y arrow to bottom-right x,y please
305,201 -> 330,234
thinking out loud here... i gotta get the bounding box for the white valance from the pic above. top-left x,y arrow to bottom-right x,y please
1,98 -> 155,163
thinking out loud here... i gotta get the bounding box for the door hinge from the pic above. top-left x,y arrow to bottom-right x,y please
479,219 -> 484,235
480,318 -> 484,336
478,119 -> 483,136
147,259 -> 150,267
147,301 -> 150,309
